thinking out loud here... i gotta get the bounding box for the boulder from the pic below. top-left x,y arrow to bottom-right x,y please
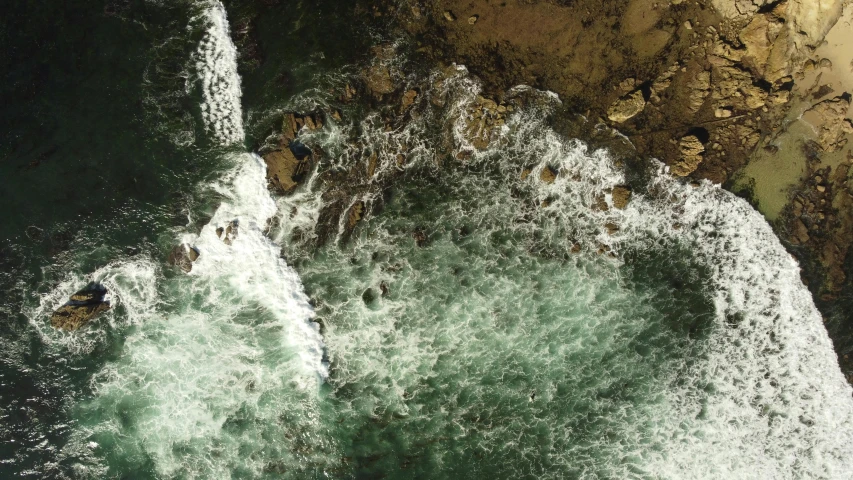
607,90 -> 646,123
168,244 -> 200,273
611,186 -> 632,209
347,201 -> 365,229
50,283 -> 110,331
540,166 -> 557,184
362,45 -> 397,96
672,135 -> 705,176
263,148 -> 313,194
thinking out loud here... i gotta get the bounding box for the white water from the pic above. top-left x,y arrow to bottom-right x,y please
48,2 -> 331,476
440,70 -> 853,478
36,4 -> 853,478
192,0 -> 244,145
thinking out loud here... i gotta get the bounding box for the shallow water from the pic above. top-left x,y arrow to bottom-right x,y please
2,1 -> 853,479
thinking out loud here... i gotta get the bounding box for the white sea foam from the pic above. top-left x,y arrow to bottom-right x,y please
28,258 -> 160,355
444,80 -> 853,477
57,2 -> 332,476
192,0 -> 244,145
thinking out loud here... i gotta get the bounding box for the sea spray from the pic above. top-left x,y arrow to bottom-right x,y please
39,10 -> 853,478
59,1 -> 334,476
267,65 -> 853,478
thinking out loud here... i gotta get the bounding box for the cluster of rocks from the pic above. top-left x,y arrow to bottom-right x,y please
461,95 -> 511,150
789,161 -> 853,300
50,283 -> 111,331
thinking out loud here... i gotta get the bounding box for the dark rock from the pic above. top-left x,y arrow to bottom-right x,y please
168,244 -> 200,273
50,283 -> 110,331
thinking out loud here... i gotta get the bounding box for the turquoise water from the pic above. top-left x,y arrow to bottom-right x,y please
2,1 -> 853,478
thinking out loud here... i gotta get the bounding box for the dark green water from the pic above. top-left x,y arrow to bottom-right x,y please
2,1 -> 852,479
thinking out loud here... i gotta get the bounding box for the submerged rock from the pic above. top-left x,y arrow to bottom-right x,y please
362,45 -> 397,96
168,244 -> 200,273
50,283 -> 110,331
803,96 -> 853,152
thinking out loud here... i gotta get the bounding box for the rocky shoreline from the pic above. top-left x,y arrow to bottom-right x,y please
368,0 -> 853,381
217,0 -> 853,380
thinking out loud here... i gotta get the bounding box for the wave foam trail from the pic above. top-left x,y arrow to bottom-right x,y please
193,0 -> 244,145
67,153 -> 329,477
60,2 -> 333,476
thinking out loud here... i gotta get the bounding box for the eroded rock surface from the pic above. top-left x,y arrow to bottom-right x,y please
50,283 -> 110,331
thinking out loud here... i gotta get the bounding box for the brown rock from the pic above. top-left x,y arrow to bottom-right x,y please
362,46 -> 397,96
443,10 -> 456,22
673,135 -> 705,176
468,15 -> 479,25
793,219 -> 811,244
540,166 -> 557,184
263,149 -> 302,194
50,284 -> 110,331
607,90 -> 646,123
612,186 -> 632,209
168,244 -> 200,273
605,223 -> 619,235
687,70 -> 711,113
401,89 -> 418,110
347,201 -> 365,229
803,96 -> 853,152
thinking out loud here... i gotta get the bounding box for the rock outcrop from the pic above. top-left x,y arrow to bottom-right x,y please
50,283 -> 111,331
168,244 -> 200,273
262,112 -> 323,194
462,95 -> 510,150
673,135 -> 705,176
611,186 -> 632,209
607,90 -> 646,123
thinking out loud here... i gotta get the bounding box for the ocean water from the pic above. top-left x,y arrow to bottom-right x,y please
2,1 -> 853,479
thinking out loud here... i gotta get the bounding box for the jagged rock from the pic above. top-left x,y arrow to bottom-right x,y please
168,244 -> 200,272
340,83 -> 357,103
712,65 -> 767,111
282,112 -> 324,146
50,283 -> 110,331
673,135 -> 705,176
650,65 -> 679,103
715,107 -> 733,118
347,201 -> 365,229
612,186 -> 632,209
607,90 -> 646,123
605,223 -> 619,235
793,218 -> 811,244
362,45 -> 397,96
468,15 -> 479,25
462,95 -> 507,149
687,70 -> 711,113
401,89 -> 418,110
221,220 -> 238,245
263,149 -> 305,194
540,166 -> 557,184
803,96 -> 853,152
